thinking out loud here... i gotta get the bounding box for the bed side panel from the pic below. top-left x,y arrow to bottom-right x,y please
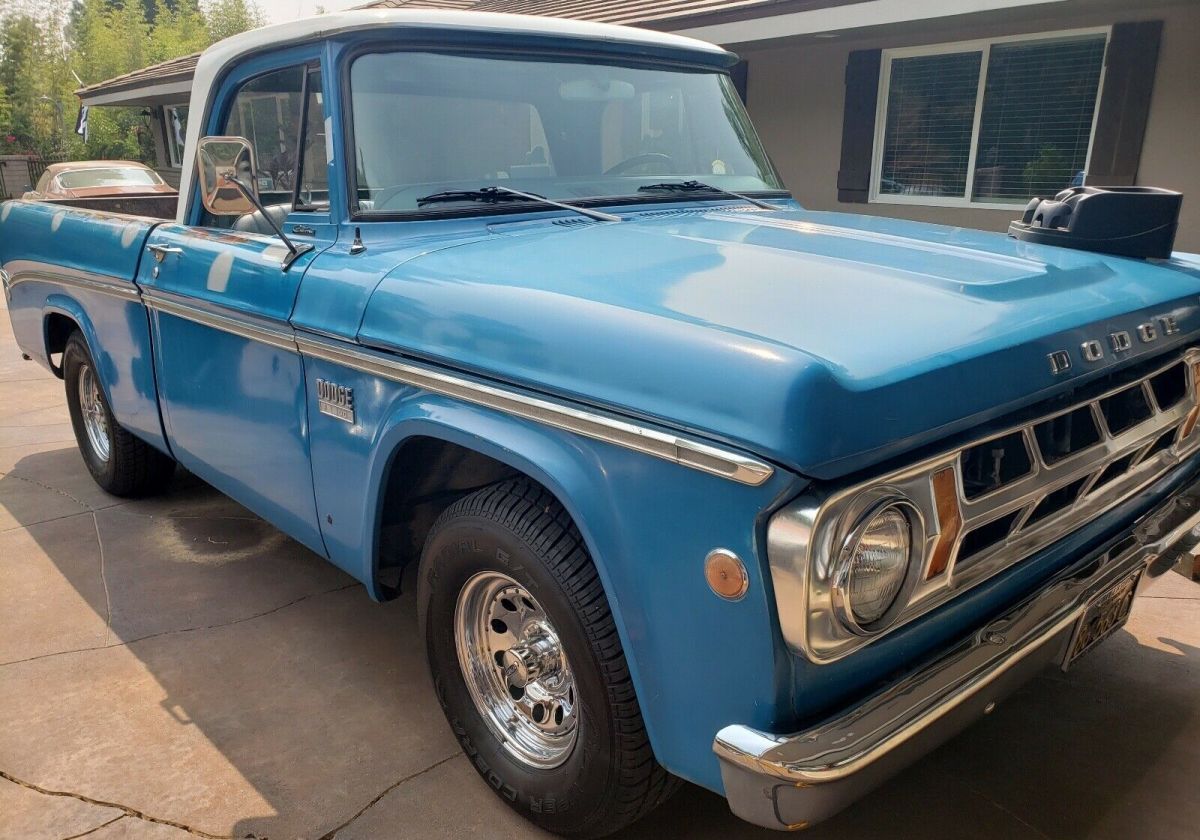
0,200 -> 169,453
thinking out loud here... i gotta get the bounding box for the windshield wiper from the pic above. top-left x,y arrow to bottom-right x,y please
637,180 -> 778,211
417,186 -> 620,222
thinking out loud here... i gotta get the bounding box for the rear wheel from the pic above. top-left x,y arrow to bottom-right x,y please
419,479 -> 678,838
63,331 -> 175,497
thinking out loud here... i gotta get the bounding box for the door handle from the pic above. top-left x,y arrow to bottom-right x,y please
146,243 -> 183,263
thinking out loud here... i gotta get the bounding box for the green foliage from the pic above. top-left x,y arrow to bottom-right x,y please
202,0 -> 265,43
0,0 -> 265,162
1022,145 -> 1072,197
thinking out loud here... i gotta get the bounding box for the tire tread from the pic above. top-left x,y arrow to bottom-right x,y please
64,332 -> 174,498
432,478 -> 680,836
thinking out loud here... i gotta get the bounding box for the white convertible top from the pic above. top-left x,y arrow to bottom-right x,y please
178,9 -> 730,219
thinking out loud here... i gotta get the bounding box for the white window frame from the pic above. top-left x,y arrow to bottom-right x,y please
868,26 -> 1110,210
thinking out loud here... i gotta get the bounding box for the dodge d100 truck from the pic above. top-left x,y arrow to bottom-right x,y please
3,9 -> 1199,837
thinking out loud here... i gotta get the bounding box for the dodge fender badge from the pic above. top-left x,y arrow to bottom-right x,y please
316,378 -> 355,423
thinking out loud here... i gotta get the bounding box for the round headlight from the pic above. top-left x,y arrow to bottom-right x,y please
842,504 -> 912,627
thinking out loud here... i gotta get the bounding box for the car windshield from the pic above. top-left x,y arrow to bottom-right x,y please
349,51 -> 784,215
57,167 -> 162,189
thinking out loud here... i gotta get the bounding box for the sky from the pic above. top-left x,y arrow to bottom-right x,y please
254,0 -> 363,24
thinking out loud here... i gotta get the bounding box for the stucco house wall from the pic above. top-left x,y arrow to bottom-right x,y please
738,1 -> 1200,250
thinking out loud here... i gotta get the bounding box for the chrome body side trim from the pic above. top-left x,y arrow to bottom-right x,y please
297,334 -> 775,486
715,473 -> 1200,830
13,259 -> 773,486
3,260 -> 142,303
773,348 -> 1200,663
142,291 -> 298,352
8,258 -> 774,486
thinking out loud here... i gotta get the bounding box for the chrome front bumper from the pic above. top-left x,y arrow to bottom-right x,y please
714,476 -> 1200,831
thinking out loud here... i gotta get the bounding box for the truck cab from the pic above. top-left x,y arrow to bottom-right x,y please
2,9 -> 1199,837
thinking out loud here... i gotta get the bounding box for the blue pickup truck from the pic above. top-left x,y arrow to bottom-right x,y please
3,9 -> 1199,836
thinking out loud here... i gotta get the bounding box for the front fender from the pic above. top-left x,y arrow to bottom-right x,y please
303,360 -> 805,792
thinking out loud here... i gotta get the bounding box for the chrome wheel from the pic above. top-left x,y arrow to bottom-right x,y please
78,364 -> 110,463
454,571 -> 578,769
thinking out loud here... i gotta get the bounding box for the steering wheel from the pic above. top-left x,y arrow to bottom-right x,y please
603,152 -> 675,177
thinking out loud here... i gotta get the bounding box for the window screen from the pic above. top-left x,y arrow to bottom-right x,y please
972,35 -> 1107,202
879,51 -> 982,199
875,31 -> 1108,206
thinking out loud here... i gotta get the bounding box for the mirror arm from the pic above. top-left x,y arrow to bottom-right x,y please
222,175 -> 315,271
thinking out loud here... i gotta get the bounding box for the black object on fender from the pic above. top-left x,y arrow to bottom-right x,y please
1009,185 -> 1182,259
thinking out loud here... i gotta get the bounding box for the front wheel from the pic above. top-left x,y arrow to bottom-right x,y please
63,331 -> 175,497
418,479 -> 678,838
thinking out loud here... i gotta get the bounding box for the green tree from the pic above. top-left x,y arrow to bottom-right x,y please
0,16 -> 47,152
150,0 -> 210,63
0,0 -> 264,163
203,0 -> 264,43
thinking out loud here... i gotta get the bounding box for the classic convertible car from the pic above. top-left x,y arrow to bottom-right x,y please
2,9 -> 1198,837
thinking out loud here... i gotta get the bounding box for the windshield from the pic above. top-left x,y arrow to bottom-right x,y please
57,167 -> 162,189
349,51 -> 784,215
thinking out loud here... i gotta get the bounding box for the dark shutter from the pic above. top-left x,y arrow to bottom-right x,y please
838,49 -> 882,203
731,59 -> 749,104
1087,20 -> 1163,186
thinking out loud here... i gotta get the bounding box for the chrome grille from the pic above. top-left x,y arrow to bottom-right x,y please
949,352 -> 1199,577
768,347 -> 1200,665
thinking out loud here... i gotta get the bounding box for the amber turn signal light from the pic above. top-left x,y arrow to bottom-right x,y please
1179,362 -> 1200,442
926,467 -> 963,579
705,549 -> 749,600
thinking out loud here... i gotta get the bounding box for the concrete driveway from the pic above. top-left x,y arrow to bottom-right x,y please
1,294 -> 1197,840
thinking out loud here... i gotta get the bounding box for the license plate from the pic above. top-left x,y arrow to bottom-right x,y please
1063,570 -> 1141,670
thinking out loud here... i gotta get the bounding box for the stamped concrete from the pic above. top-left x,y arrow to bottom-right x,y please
0,293 -> 1197,840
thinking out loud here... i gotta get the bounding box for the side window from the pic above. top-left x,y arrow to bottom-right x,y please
203,65 -> 305,227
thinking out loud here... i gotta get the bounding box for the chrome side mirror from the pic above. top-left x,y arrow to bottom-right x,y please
196,136 -> 258,217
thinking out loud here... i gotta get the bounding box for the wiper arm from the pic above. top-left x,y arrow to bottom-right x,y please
637,180 -> 777,211
417,185 -> 620,223
416,187 -> 525,206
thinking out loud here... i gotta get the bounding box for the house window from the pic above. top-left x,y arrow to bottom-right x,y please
871,29 -> 1108,208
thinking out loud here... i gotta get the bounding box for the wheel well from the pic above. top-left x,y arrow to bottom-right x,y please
44,312 -> 79,378
376,436 -> 524,596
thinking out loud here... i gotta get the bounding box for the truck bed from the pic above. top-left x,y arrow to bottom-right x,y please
0,198 -> 168,451
39,194 -> 178,219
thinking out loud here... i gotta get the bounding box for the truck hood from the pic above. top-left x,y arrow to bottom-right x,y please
358,205 -> 1200,479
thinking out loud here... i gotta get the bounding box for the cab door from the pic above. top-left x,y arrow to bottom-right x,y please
139,60 -> 334,554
